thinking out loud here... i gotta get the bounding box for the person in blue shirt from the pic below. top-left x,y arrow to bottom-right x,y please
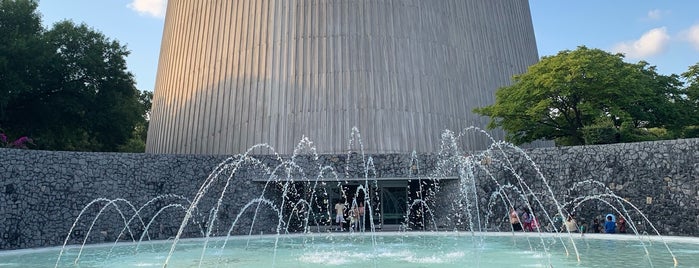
604,215 -> 616,233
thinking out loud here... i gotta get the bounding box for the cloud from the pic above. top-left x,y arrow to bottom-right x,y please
127,0 -> 167,18
683,24 -> 699,50
645,9 -> 669,20
612,27 -> 670,59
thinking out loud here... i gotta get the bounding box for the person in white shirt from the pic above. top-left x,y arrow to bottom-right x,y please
562,214 -> 578,232
334,200 -> 346,231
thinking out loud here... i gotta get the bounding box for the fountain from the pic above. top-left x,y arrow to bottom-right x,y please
1,127 -> 698,267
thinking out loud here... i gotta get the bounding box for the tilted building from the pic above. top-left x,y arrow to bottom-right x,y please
146,0 -> 539,155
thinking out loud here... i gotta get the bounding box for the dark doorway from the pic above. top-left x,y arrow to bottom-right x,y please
381,186 -> 407,225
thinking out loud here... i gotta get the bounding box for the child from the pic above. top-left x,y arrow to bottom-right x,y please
604,215 -> 616,233
349,205 -> 358,231
530,214 -> 540,231
591,218 -> 601,233
617,217 -> 627,233
522,209 -> 533,231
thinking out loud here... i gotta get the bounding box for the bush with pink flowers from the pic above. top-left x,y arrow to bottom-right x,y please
0,132 -> 33,149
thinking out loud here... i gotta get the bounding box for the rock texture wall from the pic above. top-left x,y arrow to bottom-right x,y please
0,151 -> 278,250
525,139 -> 699,236
1,138 -> 698,250
435,139 -> 699,236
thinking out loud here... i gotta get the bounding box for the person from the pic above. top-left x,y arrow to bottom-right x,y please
562,214 -> 578,232
605,213 -> 616,223
591,218 -> 601,233
617,216 -> 627,233
550,213 -> 563,232
530,213 -> 540,231
522,208 -> 533,231
509,207 -> 522,231
604,215 -> 616,233
349,204 -> 358,231
357,201 -> 366,232
334,200 -> 346,231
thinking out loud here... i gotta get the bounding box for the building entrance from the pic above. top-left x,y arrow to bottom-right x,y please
381,186 -> 407,225
322,178 -> 436,230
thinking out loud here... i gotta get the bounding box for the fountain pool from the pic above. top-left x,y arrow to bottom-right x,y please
3,128 -> 697,267
1,232 -> 698,267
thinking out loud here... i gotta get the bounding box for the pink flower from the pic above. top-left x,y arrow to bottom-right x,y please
11,136 -> 32,148
1,133 -> 33,149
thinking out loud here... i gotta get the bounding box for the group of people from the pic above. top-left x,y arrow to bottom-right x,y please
590,214 -> 627,233
334,199 -> 366,231
509,207 -> 540,231
509,207 -> 628,234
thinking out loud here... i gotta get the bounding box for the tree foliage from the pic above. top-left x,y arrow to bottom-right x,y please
0,0 -> 149,151
474,46 -> 692,146
680,63 -> 699,137
0,0 -> 45,122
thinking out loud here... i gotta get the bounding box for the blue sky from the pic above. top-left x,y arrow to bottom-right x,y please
37,0 -> 699,92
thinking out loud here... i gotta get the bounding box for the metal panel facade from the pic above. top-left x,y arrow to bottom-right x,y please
146,0 -> 539,155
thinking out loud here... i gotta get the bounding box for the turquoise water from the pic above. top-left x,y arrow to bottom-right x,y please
1,232 -> 698,267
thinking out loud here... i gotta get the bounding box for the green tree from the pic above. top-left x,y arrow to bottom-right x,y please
474,46 -> 684,146
0,1 -> 148,151
681,63 -> 699,137
42,21 -> 143,151
0,0 -> 46,136
118,90 -> 152,152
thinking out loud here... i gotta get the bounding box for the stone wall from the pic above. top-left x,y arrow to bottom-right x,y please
0,151 -> 278,250
525,139 -> 699,236
0,149 -> 434,250
1,138 -> 698,250
433,139 -> 699,236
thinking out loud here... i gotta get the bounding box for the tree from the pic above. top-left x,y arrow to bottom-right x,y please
0,1 -> 148,151
118,90 -> 152,152
681,63 -> 699,137
684,63 -> 699,98
0,0 -> 46,136
474,46 -> 684,146
43,21 -> 143,151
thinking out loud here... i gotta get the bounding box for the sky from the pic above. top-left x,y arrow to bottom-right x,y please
36,0 -> 699,92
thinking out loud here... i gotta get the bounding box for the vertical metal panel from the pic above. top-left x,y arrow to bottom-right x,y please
147,0 -> 539,155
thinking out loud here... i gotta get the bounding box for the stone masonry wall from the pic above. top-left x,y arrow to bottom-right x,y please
524,138 -> 699,236
434,138 -> 699,236
1,138 -> 698,250
0,151 -> 278,250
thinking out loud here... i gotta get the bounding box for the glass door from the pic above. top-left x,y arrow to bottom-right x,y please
381,187 -> 407,225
